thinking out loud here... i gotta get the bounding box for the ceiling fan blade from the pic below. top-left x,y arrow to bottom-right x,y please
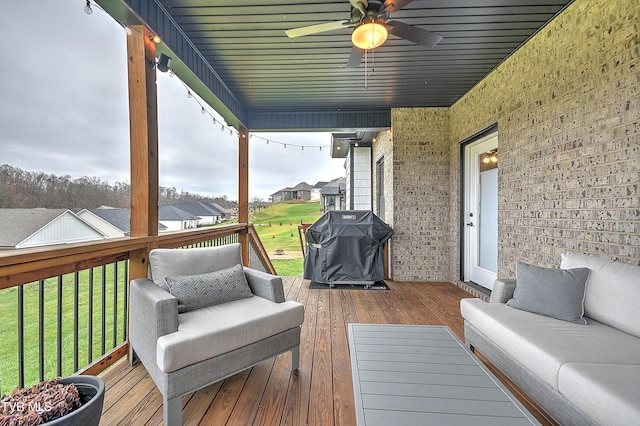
386,20 -> 443,48
382,0 -> 415,13
285,20 -> 351,38
349,0 -> 368,16
347,47 -> 364,68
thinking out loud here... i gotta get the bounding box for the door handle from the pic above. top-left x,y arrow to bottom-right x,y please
466,222 -> 474,226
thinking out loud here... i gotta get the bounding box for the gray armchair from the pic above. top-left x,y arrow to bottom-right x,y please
128,243 -> 304,426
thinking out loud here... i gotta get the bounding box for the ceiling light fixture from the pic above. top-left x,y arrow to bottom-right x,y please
351,18 -> 387,50
84,0 -> 93,14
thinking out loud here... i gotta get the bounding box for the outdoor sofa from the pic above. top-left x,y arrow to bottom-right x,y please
460,251 -> 640,425
128,243 -> 304,426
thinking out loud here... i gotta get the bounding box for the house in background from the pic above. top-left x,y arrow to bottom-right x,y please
270,182 -> 314,202
77,208 -> 128,238
310,182 -> 328,201
320,177 -> 346,212
209,202 -> 233,221
0,208 -> 107,249
167,202 -> 224,225
158,204 -> 200,231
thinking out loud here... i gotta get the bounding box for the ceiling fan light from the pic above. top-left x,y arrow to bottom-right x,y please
352,21 -> 388,50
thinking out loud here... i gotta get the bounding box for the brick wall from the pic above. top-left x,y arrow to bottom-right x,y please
385,0 -> 639,283
387,108 -> 450,281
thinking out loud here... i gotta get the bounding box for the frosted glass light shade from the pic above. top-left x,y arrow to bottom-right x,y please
352,21 -> 388,49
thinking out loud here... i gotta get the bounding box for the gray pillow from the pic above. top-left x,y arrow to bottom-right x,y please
165,264 -> 253,313
506,262 -> 590,324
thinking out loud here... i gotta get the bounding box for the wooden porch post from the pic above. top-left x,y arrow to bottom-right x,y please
126,26 -> 159,279
238,128 -> 250,265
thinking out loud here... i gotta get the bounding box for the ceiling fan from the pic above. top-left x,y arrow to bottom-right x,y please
285,0 -> 443,68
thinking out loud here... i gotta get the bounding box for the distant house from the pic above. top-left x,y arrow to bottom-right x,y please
168,202 -> 224,225
209,202 -> 234,220
79,207 -> 167,235
311,182 -> 328,201
158,205 -> 200,231
321,177 -> 346,211
270,182 -> 314,203
0,208 -> 107,249
78,208 -> 128,237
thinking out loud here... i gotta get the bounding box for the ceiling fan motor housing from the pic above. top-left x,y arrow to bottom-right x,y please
351,0 -> 389,24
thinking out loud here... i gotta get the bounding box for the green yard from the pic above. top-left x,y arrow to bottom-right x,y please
0,264 -> 127,393
252,201 -> 322,276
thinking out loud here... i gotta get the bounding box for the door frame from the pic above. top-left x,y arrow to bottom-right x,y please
459,125 -> 498,283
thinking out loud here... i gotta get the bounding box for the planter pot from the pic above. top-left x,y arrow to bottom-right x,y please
47,375 -> 105,426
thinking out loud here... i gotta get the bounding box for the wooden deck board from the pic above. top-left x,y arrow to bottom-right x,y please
99,279 -> 555,426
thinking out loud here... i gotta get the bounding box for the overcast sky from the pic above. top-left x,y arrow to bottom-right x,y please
0,1 -> 346,201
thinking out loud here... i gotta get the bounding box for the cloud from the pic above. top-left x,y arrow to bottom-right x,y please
0,2 -> 346,203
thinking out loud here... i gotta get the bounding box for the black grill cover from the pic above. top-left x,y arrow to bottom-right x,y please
303,210 -> 393,285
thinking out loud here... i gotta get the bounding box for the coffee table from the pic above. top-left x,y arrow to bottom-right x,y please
348,324 -> 541,425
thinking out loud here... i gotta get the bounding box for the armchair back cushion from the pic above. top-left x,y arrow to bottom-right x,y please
561,251 -> 640,338
149,243 -> 243,291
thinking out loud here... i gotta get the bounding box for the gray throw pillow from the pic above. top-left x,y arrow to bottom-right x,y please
165,264 -> 253,313
506,262 -> 590,324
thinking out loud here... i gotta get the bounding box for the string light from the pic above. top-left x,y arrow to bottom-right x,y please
172,79 -> 331,151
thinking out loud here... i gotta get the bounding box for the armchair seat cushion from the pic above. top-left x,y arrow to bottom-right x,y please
156,295 -> 304,373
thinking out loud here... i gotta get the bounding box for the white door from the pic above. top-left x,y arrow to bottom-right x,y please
464,133 -> 498,289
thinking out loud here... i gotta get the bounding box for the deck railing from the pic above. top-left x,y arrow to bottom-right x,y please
0,223 -> 273,393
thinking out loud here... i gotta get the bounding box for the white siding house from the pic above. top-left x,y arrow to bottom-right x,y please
158,205 -> 200,231
77,209 -> 127,238
0,209 -> 107,249
345,146 -> 372,210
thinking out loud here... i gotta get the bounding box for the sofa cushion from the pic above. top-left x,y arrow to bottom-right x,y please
506,262 -> 589,324
156,296 -> 304,373
560,251 -> 640,338
460,298 -> 640,390
149,244 -> 243,291
558,363 -> 640,425
165,264 -> 253,313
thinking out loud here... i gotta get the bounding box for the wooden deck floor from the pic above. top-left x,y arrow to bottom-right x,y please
98,278 -> 552,425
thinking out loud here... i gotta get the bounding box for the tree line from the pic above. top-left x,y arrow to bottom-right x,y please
0,164 -> 235,209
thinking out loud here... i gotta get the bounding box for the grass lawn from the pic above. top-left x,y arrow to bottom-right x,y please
252,201 -> 321,251
0,263 -> 127,393
252,201 -> 322,276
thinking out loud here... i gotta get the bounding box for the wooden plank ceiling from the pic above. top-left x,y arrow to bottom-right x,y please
98,0 -> 573,129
